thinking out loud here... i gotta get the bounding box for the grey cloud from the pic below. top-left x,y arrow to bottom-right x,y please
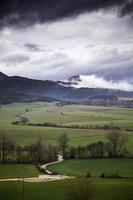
1,54 -> 30,65
0,9 -> 132,91
83,50 -> 133,82
24,43 -> 45,52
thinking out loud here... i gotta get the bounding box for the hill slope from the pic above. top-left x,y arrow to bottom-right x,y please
0,72 -> 133,104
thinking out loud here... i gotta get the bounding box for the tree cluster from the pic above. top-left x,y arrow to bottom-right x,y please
58,130 -> 128,159
0,130 -> 58,163
0,129 -> 128,163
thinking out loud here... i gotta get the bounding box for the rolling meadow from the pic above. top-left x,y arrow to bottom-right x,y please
0,102 -> 133,200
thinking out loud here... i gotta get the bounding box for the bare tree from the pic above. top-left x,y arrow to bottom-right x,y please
16,145 -> 24,163
106,129 -> 128,157
27,136 -> 46,163
0,130 -> 15,163
58,133 -> 69,159
46,144 -> 58,162
77,145 -> 86,159
68,146 -> 77,159
87,141 -> 105,158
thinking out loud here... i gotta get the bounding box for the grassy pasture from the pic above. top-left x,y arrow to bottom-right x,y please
0,102 -> 133,128
1,125 -> 133,154
0,102 -> 133,200
48,159 -> 133,177
0,164 -> 40,179
0,179 -> 133,200
0,102 -> 133,152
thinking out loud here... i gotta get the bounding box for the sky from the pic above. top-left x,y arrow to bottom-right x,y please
0,0 -> 133,91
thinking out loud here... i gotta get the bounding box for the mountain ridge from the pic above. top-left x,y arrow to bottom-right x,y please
0,72 -> 133,105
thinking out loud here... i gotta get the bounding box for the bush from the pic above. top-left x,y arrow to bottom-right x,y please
66,179 -> 93,200
12,121 -> 21,125
100,172 -> 122,179
85,172 -> 91,178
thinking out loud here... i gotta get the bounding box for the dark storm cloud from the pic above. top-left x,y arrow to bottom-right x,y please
121,0 -> 133,16
0,7 -> 133,90
0,0 -> 128,28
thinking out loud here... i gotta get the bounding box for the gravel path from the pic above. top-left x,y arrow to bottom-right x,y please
40,154 -> 63,175
0,155 -> 74,182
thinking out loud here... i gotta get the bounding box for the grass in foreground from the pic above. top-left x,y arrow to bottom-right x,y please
48,159 -> 133,177
0,164 -> 40,179
0,179 -> 133,200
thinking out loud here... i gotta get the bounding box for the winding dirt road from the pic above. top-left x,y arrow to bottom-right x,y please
40,154 -> 63,175
0,155 -> 73,183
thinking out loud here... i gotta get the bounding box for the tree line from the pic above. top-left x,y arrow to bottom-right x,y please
12,118 -> 121,131
0,130 -> 58,163
58,129 -> 128,159
0,129 -> 128,164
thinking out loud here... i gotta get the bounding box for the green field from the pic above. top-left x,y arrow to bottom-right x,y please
0,179 -> 133,200
0,102 -> 133,153
48,159 -> 133,177
0,164 -> 40,179
1,102 -> 133,129
0,102 -> 133,199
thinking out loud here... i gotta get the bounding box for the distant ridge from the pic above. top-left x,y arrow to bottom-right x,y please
0,72 -> 133,106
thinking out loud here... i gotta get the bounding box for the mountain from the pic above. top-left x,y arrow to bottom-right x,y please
0,72 -> 133,105
0,72 -> 8,80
